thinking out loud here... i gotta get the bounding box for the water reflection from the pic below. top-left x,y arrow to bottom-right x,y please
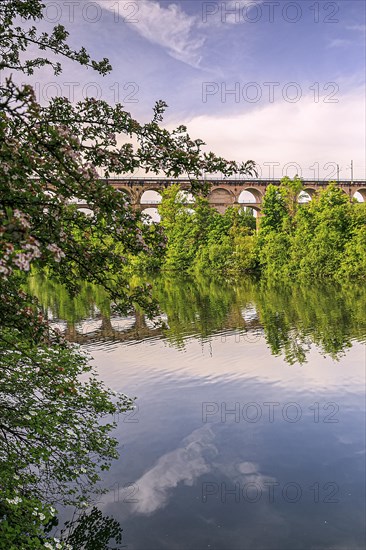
28,271 -> 366,549
30,272 -> 366,364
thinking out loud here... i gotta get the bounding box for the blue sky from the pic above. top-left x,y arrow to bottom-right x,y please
12,0 -> 366,179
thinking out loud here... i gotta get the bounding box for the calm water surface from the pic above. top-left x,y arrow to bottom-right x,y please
32,275 -> 366,550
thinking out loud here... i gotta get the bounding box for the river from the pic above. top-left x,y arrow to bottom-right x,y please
31,273 -> 366,550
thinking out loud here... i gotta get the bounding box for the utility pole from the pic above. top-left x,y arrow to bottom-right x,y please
337,164 -> 340,182
351,160 -> 353,182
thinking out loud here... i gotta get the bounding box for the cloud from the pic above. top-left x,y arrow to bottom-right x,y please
225,0 -> 264,24
129,430 -> 275,515
172,88 -> 366,179
327,38 -> 351,48
346,24 -> 366,32
99,0 -> 205,68
97,1 -> 263,69
129,425 -> 216,515
99,424 -> 277,516
199,0 -> 263,26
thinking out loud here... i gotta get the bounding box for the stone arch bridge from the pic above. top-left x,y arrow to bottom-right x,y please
78,179 -> 366,215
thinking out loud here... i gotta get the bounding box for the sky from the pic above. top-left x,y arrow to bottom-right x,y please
10,0 -> 366,179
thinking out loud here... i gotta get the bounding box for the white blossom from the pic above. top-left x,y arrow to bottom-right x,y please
6,496 -> 22,505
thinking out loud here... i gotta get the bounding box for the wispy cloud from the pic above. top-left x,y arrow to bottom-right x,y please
346,24 -> 366,32
199,0 -> 263,27
224,0 -> 264,25
128,426 -> 215,515
327,38 -> 351,49
97,1 -> 263,68
99,0 -> 205,68
99,424 -> 276,516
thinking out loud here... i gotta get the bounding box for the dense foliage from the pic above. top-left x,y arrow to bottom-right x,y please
143,178 -> 366,281
154,184 -> 257,276
0,1 -> 256,548
257,178 -> 366,281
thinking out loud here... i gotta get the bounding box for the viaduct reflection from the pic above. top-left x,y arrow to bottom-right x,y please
58,309 -> 263,347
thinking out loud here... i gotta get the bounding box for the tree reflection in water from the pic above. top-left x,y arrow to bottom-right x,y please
29,271 -> 366,365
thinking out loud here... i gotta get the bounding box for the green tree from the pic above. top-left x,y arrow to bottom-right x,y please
280,175 -> 304,220
158,185 -> 203,271
0,1 -> 256,547
336,205 -> 366,280
290,184 -> 353,278
259,184 -> 289,234
159,187 -> 258,275
259,176 -> 303,234
256,178 -> 366,281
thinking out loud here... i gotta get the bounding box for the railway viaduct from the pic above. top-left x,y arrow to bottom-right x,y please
104,178 -> 366,215
72,179 -> 366,219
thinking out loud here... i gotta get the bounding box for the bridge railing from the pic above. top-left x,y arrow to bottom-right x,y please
108,178 -> 366,185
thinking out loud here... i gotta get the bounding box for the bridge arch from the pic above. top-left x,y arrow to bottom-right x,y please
110,316 -> 136,332
297,187 -> 319,203
208,187 -> 235,214
140,190 -> 162,205
177,190 -> 195,204
75,319 -> 103,335
77,207 -> 94,217
354,188 -> 366,202
141,207 -> 161,224
237,188 -> 263,204
241,205 -> 260,216
298,190 -> 313,203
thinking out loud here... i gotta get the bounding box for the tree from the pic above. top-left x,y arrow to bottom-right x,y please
259,184 -> 288,234
280,175 -> 304,220
257,179 -> 366,281
259,176 -> 303,235
289,184 -> 353,278
256,179 -> 297,279
158,187 -> 258,275
158,185 -> 204,271
0,1 -> 257,547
